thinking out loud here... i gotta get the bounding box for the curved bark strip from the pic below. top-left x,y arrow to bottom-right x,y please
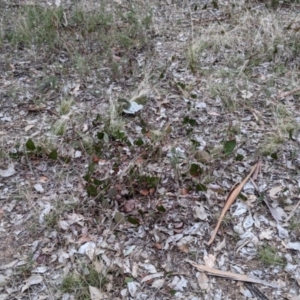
206,162 -> 260,246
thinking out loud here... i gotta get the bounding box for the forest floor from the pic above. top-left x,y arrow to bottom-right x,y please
1,0 -> 300,299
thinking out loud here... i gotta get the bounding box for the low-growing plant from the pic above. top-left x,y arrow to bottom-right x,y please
258,244 -> 285,266
60,264 -> 108,299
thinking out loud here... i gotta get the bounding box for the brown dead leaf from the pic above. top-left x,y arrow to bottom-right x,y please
39,176 -> 48,182
122,200 -> 136,213
180,188 -> 189,196
178,244 -> 189,253
136,157 -> 144,164
92,155 -> 100,163
149,188 -> 155,195
139,190 -> 149,196
154,243 -> 163,250
269,186 -> 282,198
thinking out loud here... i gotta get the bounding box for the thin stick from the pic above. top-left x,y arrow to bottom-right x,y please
206,162 -> 259,246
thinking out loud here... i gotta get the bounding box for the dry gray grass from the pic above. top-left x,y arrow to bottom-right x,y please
1,0 -> 300,299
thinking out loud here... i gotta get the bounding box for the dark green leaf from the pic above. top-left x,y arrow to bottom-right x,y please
26,139 -> 36,151
127,216 -> 140,225
238,193 -> 247,201
86,184 -> 97,197
223,140 -> 236,155
235,154 -> 244,161
196,183 -> 207,192
271,152 -> 278,160
177,82 -> 186,89
170,290 -> 177,296
189,163 -> 202,177
212,0 -> 219,9
97,132 -> 104,140
190,139 -> 200,147
183,116 -> 197,127
157,205 -> 166,212
48,149 -> 58,160
288,129 -> 295,140
9,151 -> 22,159
113,130 -> 126,141
134,138 -> 144,146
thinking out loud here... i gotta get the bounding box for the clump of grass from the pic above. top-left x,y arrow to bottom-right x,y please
61,264 -> 108,299
59,98 -> 74,116
288,216 -> 300,235
44,210 -> 60,228
51,118 -> 68,136
18,252 -> 35,276
6,6 -> 64,47
258,245 -> 285,266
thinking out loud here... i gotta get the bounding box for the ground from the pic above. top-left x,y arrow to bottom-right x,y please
1,0 -> 300,299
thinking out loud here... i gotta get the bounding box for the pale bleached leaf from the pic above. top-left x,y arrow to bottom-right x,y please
21,274 -> 43,292
34,183 -> 44,193
141,272 -> 164,283
89,286 -> 107,300
123,102 -> 143,114
151,279 -> 165,289
169,276 -> 188,291
285,242 -> 300,251
259,229 -> 273,240
194,204 -> 208,220
78,242 -> 96,261
243,214 -> 254,229
0,164 -> 15,178
204,254 -> 215,268
197,272 -> 209,290
127,281 -> 139,297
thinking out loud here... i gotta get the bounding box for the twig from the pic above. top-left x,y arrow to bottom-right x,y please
186,259 -> 279,288
206,162 -> 259,246
285,199 -> 300,222
276,87 -> 300,100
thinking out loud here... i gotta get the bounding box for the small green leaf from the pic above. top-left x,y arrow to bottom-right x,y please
125,277 -> 134,283
271,152 -> 278,160
127,216 -> 140,225
114,212 -> 125,224
235,154 -> 244,161
26,139 -> 36,151
212,0 -> 219,9
196,183 -> 207,192
170,290 -> 177,296
190,139 -> 200,147
223,140 -> 236,155
97,132 -> 104,140
238,193 -> 247,201
48,149 -> 58,160
177,82 -> 186,89
134,138 -> 144,146
189,163 -> 202,177
86,184 -> 97,197
288,129 -> 295,140
183,116 -> 197,127
157,205 -> 166,212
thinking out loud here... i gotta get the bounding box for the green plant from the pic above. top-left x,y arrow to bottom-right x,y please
61,264 -> 108,299
258,245 -> 285,266
18,252 -> 35,276
59,98 -> 74,116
